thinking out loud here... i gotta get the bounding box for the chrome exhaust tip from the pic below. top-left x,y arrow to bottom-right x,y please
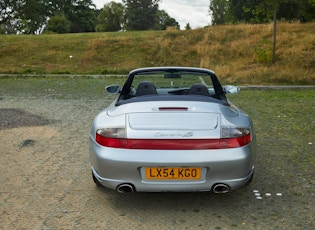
116,184 -> 134,193
213,184 -> 230,194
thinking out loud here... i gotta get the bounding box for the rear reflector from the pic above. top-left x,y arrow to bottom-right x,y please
95,133 -> 251,150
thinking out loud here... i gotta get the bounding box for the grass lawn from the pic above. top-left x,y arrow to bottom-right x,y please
1,23 -> 314,85
229,89 -> 314,192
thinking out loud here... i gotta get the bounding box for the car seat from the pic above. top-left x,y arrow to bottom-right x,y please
187,83 -> 210,97
135,81 -> 158,96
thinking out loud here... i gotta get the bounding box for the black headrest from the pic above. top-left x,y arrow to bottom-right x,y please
135,81 -> 158,96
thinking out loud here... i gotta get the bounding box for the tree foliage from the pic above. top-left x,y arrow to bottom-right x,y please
0,0 -> 97,34
210,0 -> 315,24
155,9 -> 180,30
95,1 -> 179,32
185,23 -> 192,30
46,14 -> 70,33
209,0 -> 230,25
0,0 -> 22,34
1,0 -> 314,34
0,0 -> 179,34
0,0 -> 23,25
95,1 -> 124,32
123,0 -> 160,30
46,0 -> 97,33
19,0 -> 48,34
0,0 -> 47,34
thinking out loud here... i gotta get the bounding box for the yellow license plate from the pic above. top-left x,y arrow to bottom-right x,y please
146,167 -> 201,180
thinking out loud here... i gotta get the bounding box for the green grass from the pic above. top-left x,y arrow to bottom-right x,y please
228,89 -> 315,178
0,76 -> 126,99
0,23 -> 314,85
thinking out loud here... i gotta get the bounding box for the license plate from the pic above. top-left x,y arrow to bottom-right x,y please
146,167 -> 201,180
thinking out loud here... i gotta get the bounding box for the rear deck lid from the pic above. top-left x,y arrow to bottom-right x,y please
127,112 -> 220,139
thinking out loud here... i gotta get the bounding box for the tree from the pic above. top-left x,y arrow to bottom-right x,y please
297,0 -> 315,22
228,0 -> 256,23
209,0 -> 229,25
0,0 -> 23,25
0,0 -> 46,34
0,0 -> 21,33
66,0 -> 97,33
244,0 -> 280,23
45,0 -> 97,33
226,0 -> 315,23
185,23 -> 191,30
19,0 -> 48,34
46,14 -> 70,33
123,0 -> 161,30
1,0 -> 98,34
278,0 -> 299,20
95,1 -> 125,32
155,9 -> 179,30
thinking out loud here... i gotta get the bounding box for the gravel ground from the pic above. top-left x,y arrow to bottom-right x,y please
0,94 -> 314,230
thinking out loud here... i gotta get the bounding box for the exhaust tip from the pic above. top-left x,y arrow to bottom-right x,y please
116,184 -> 134,193
213,184 -> 230,194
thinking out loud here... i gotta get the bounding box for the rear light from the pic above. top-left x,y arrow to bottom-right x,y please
96,128 -> 125,138
96,128 -> 126,148
221,127 -> 250,138
95,127 -> 251,150
220,127 -> 251,148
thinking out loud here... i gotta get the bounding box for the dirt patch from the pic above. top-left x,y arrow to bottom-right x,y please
0,126 -> 60,146
0,108 -> 51,129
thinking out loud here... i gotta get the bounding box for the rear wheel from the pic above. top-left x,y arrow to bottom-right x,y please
245,171 -> 254,186
92,171 -> 102,186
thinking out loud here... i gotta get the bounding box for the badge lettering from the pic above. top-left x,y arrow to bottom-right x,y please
154,132 -> 193,137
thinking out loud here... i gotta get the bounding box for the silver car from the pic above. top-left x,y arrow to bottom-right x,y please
89,67 -> 256,193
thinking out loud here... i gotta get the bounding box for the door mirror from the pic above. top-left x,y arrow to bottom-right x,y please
224,85 -> 240,94
105,85 -> 121,94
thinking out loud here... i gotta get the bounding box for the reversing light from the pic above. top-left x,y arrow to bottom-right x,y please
220,127 -> 251,148
96,128 -> 126,148
97,128 -> 125,138
221,127 -> 250,138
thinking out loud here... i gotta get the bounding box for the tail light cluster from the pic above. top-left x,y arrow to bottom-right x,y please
220,127 -> 251,149
95,127 -> 251,150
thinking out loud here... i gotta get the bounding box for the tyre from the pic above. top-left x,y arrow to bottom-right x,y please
245,171 -> 254,186
92,171 -> 102,186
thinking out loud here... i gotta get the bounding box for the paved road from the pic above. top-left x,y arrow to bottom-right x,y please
0,94 -> 314,229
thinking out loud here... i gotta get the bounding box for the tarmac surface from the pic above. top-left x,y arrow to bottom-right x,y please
0,93 -> 314,229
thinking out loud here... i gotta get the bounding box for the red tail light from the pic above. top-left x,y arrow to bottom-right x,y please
95,133 -> 251,150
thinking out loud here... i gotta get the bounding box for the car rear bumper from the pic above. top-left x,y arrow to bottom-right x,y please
92,166 -> 254,192
89,136 -> 255,192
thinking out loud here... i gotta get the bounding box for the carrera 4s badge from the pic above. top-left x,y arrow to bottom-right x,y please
154,132 -> 193,137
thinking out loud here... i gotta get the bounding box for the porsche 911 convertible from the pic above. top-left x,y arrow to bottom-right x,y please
89,67 -> 256,193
